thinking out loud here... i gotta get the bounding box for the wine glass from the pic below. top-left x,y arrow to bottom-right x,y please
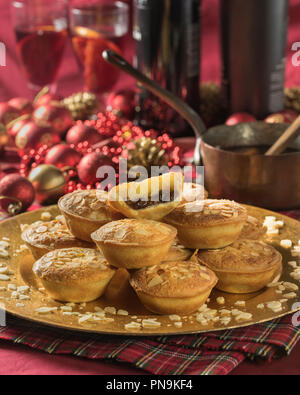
69,0 -> 129,100
11,0 -> 68,95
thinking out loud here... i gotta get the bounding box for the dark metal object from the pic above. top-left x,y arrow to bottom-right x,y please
201,122 -> 300,209
132,0 -> 201,135
102,50 -> 206,166
221,0 -> 288,119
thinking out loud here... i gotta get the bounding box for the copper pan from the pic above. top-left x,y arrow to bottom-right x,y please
102,51 -> 300,210
201,121 -> 300,210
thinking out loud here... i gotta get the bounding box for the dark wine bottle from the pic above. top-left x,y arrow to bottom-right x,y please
221,0 -> 288,119
133,0 -> 201,136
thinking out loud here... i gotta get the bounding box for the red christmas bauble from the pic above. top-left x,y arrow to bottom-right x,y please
8,97 -> 33,116
34,93 -> 61,108
33,104 -> 74,136
0,174 -> 35,212
77,152 -> 113,185
264,109 -> 298,124
7,115 -> 31,141
225,112 -> 256,125
15,121 -> 60,151
107,89 -> 137,119
0,102 -> 20,126
66,123 -> 103,146
44,144 -> 82,169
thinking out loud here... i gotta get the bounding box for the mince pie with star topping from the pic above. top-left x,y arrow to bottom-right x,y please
164,199 -> 248,249
21,218 -> 92,260
91,219 -> 177,269
198,239 -> 282,293
33,248 -> 116,303
58,189 -> 123,242
129,257 -> 218,314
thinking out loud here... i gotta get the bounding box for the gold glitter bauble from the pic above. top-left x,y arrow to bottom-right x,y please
28,164 -> 66,205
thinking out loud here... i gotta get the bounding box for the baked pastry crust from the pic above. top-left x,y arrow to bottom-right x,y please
21,218 -> 92,260
164,199 -> 248,249
239,215 -> 267,240
130,257 -> 218,314
91,219 -> 177,269
180,182 -> 208,205
58,189 -> 123,242
108,172 -> 184,220
198,239 -> 282,293
33,248 -> 116,302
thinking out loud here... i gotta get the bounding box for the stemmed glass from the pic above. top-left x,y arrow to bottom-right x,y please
11,0 -> 68,95
69,0 -> 129,100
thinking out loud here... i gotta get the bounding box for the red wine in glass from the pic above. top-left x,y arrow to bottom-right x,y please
69,1 -> 129,97
15,25 -> 67,89
71,26 -> 127,94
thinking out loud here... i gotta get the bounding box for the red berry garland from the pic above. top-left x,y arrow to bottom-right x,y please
19,111 -> 183,195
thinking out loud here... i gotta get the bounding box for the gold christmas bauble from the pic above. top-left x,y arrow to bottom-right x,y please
28,164 -> 66,205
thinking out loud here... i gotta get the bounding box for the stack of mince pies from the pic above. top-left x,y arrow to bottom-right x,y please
22,172 -> 282,315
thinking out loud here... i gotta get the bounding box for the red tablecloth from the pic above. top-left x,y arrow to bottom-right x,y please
1,0 -> 300,376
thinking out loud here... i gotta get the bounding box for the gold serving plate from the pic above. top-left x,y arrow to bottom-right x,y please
1,205 -> 300,336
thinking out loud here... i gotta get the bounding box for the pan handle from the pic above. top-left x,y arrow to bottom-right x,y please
102,50 -> 206,166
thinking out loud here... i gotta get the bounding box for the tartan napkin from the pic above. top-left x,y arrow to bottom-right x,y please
0,209 -> 299,375
0,313 -> 299,375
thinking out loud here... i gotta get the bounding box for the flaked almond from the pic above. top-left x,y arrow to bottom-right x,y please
235,312 -> 252,322
147,275 -> 163,288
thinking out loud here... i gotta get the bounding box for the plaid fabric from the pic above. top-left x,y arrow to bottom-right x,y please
0,209 -> 299,375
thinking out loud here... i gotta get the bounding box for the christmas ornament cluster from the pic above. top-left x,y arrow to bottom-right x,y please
0,88 -> 182,213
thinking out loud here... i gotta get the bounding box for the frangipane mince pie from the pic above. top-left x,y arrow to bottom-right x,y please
108,172 -> 184,220
21,218 -> 92,260
179,182 -> 208,205
164,199 -> 248,249
33,248 -> 116,302
91,219 -> 177,269
58,189 -> 123,242
238,215 -> 267,240
198,240 -> 282,294
130,257 -> 218,314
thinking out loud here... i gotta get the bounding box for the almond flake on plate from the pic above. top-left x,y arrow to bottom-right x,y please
78,314 -> 93,324
125,322 -> 141,331
283,292 -> 297,299
104,306 -> 116,315
235,312 -> 253,322
174,321 -> 183,328
169,314 -> 181,322
283,282 -> 299,291
117,309 -> 129,316
280,239 -> 292,249
142,319 -> 161,329
216,297 -> 225,305
35,307 -> 57,314
0,275 -> 10,281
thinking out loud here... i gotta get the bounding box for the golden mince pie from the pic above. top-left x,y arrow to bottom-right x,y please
21,218 -> 92,260
163,239 -> 194,262
180,182 -> 208,205
239,215 -> 267,240
58,189 -> 123,242
130,258 -> 218,314
164,199 -> 248,249
33,248 -> 116,303
198,240 -> 282,294
108,172 -> 184,221
91,219 -> 177,269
